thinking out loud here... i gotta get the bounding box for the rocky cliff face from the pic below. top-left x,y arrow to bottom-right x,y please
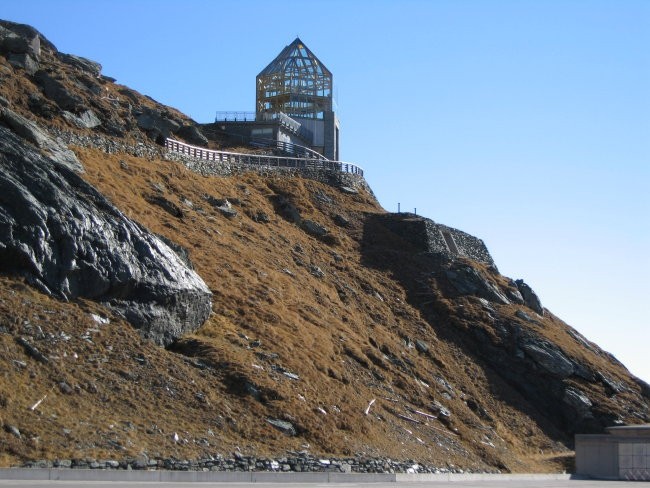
0,19 -> 647,472
0,22 -> 212,346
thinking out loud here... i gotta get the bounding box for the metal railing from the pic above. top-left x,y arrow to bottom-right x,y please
165,138 -> 363,176
214,111 -> 256,122
249,138 -> 328,161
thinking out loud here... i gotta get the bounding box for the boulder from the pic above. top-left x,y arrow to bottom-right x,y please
505,279 -> 524,304
0,123 -> 212,346
445,265 -> 510,305
266,418 -> 297,436
515,279 -> 544,315
301,219 -> 328,237
136,107 -> 181,141
333,214 -> 350,227
62,109 -> 102,129
520,339 -> 574,378
175,124 -> 208,146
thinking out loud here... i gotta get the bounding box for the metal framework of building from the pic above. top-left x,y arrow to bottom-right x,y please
208,38 -> 340,161
256,38 -> 333,120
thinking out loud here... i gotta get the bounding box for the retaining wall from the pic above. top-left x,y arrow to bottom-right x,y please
375,213 -> 494,266
47,128 -> 374,196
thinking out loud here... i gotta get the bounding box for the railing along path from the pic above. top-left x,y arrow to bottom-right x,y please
166,138 -> 364,176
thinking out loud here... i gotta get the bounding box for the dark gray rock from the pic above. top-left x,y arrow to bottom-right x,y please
414,339 -> 429,354
136,107 -> 181,141
520,340 -> 574,378
273,195 -> 301,223
34,70 -> 84,112
146,195 -> 184,218
62,109 -> 102,129
0,124 -> 212,346
55,52 -> 102,76
301,219 -> 328,237
215,200 -> 237,218
0,20 -> 53,74
445,265 -> 510,305
515,309 -> 537,323
0,107 -> 82,172
429,400 -> 451,419
505,280 -> 524,304
515,279 -> 544,315
309,265 -> 325,278
156,234 -> 194,270
563,387 -> 593,419
16,337 -> 49,364
4,424 -> 21,438
8,52 -> 39,74
333,214 -> 349,227
175,124 -> 208,146
251,211 -> 270,223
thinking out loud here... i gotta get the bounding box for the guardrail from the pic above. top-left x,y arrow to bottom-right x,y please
165,138 -> 364,176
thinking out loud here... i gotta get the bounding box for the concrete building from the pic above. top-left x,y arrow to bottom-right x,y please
207,38 -> 340,160
575,424 -> 650,480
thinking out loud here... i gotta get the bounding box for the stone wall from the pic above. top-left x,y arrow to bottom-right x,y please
374,213 -> 494,266
48,128 -> 374,196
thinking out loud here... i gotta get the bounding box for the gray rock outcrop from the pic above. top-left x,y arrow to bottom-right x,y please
55,52 -> 102,76
0,20 -> 55,74
0,107 -> 83,172
515,279 -> 544,315
34,70 -> 85,112
175,124 -> 208,146
0,113 -> 212,346
520,339 -> 575,378
136,107 -> 181,141
445,265 -> 510,305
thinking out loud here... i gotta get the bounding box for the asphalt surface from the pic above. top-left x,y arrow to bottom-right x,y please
0,480 -> 646,487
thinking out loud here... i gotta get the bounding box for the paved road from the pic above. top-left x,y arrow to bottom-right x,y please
0,480 -> 646,487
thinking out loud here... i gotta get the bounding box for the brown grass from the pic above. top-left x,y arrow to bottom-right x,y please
0,47 -> 645,472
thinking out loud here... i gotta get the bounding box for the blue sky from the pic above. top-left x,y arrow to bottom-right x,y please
4,0 -> 649,383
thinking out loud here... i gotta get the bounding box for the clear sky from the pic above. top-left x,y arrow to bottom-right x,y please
4,0 -> 649,383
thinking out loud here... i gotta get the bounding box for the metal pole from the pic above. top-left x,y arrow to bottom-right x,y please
398,203 -> 400,213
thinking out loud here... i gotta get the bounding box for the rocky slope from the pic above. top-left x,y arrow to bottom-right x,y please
0,19 -> 648,472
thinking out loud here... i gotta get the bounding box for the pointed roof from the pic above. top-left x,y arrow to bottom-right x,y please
258,37 -> 331,79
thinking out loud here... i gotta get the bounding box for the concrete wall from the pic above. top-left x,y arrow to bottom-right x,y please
575,434 -> 618,480
619,442 -> 650,480
575,426 -> 650,481
323,111 -> 339,160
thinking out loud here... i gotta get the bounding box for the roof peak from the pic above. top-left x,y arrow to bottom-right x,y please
257,37 -> 331,78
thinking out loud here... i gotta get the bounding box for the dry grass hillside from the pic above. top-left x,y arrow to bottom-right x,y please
0,19 -> 647,472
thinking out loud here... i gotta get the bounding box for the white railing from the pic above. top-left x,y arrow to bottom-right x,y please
249,138 -> 328,161
165,138 -> 364,176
